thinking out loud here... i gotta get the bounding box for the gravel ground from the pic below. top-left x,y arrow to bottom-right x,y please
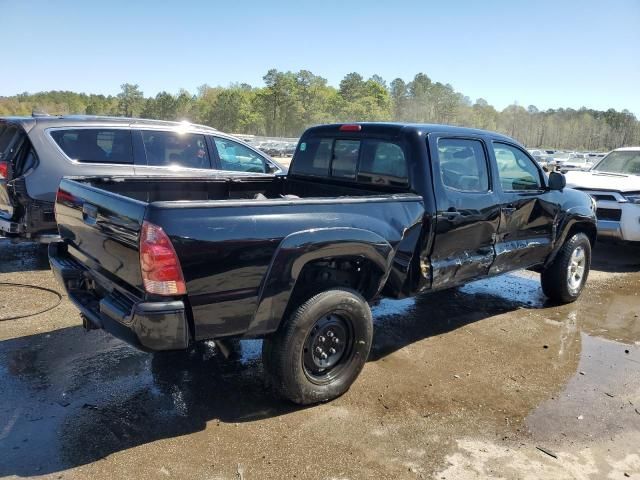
0,239 -> 639,479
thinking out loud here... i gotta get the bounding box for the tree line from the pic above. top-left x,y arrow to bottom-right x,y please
1,69 -> 638,151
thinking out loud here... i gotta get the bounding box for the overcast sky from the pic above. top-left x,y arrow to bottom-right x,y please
1,0 -> 639,116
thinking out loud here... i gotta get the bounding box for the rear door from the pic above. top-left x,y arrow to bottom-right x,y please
0,123 -> 27,220
427,134 -> 501,288
489,141 -> 557,273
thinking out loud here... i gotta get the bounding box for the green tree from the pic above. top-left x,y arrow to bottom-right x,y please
117,83 -> 144,117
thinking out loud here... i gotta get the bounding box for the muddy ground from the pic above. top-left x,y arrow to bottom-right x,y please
0,239 -> 639,479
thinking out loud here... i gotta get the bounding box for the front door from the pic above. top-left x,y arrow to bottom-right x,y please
427,134 -> 501,289
489,141 -> 558,274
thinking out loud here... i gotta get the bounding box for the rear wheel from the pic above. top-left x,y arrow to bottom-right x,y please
262,288 -> 372,405
541,232 -> 591,303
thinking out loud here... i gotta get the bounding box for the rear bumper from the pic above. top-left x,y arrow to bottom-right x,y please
49,243 -> 190,351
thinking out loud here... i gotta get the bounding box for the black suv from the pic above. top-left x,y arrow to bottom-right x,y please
0,115 -> 284,242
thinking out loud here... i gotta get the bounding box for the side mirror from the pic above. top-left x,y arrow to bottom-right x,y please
548,171 -> 566,191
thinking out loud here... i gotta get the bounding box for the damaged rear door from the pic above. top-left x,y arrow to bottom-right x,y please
426,134 -> 501,288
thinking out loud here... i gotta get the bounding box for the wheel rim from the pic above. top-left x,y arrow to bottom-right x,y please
303,313 -> 354,384
567,245 -> 586,292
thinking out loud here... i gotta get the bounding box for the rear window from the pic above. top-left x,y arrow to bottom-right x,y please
50,129 -> 133,164
0,124 -> 23,161
292,137 -> 408,186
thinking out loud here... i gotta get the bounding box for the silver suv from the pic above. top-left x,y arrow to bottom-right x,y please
0,115 -> 285,242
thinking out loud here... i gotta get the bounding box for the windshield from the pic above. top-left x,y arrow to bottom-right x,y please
593,150 -> 640,175
554,153 -> 571,160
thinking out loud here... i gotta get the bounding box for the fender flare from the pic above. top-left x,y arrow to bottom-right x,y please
546,208 -> 597,267
248,227 -> 394,335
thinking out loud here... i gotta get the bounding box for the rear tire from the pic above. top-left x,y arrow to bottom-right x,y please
541,232 -> 591,303
262,288 -> 373,405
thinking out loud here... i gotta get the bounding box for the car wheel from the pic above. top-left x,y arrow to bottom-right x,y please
541,233 -> 591,303
262,288 -> 373,405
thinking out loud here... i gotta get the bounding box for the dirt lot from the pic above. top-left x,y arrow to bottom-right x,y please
0,240 -> 639,479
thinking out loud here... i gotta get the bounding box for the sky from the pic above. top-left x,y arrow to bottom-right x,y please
1,0 -> 639,116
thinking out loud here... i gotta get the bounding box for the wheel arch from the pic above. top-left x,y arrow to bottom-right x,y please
248,228 -> 394,336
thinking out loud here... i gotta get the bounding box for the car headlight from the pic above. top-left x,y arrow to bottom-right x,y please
624,193 -> 640,204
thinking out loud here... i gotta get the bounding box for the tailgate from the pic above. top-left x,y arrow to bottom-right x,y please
55,178 -> 148,292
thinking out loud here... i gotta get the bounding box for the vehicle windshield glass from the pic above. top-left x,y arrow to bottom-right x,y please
554,153 -> 571,160
593,150 -> 640,175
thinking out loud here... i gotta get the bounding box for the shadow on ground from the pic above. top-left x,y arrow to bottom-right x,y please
0,239 -> 50,273
590,240 -> 640,273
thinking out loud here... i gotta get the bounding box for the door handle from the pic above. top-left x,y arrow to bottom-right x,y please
442,209 -> 461,219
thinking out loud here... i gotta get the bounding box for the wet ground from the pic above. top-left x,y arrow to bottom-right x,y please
0,239 -> 639,479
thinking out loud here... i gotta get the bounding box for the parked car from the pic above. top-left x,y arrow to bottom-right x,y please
565,147 -> 640,242
548,152 -> 587,172
0,115 -> 285,242
557,153 -> 594,172
527,149 -> 551,170
50,122 -> 596,404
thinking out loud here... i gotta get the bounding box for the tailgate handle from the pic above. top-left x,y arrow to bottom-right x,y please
82,203 -> 98,225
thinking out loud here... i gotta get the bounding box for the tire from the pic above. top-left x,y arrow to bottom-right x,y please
541,232 -> 591,303
262,288 -> 373,405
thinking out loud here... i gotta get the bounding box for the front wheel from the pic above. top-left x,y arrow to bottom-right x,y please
262,288 -> 373,405
541,232 -> 591,303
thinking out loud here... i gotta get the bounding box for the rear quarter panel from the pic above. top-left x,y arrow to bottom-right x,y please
146,197 -> 425,339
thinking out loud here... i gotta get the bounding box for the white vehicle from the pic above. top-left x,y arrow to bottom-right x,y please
527,149 -> 551,169
551,152 -> 593,172
565,147 -> 640,242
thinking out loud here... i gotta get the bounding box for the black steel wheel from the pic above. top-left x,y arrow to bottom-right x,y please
262,288 -> 373,405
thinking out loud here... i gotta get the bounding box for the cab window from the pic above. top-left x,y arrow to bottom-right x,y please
292,137 -> 408,186
493,143 -> 542,191
214,137 -> 269,173
437,138 -> 489,192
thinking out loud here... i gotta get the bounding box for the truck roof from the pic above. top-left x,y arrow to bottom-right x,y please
303,122 -> 517,143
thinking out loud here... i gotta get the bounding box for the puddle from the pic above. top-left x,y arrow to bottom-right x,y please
526,333 -> 640,444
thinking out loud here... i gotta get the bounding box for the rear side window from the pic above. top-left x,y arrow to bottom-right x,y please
437,138 -> 489,192
293,137 -> 408,186
142,130 -> 210,169
50,129 -> 133,164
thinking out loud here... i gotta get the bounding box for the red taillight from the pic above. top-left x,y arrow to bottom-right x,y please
0,161 -> 8,179
139,221 -> 186,296
339,124 -> 362,132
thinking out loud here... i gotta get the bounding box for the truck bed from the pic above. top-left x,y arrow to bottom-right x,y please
54,175 -> 426,344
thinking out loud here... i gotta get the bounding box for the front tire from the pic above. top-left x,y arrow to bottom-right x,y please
541,232 -> 591,303
262,288 -> 373,405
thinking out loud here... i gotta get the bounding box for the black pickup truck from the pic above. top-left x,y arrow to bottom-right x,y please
50,123 -> 597,404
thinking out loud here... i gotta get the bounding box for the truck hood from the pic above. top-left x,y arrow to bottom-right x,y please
564,170 -> 640,193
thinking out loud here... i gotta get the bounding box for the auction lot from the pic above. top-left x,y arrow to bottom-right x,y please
1,240 -> 639,479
